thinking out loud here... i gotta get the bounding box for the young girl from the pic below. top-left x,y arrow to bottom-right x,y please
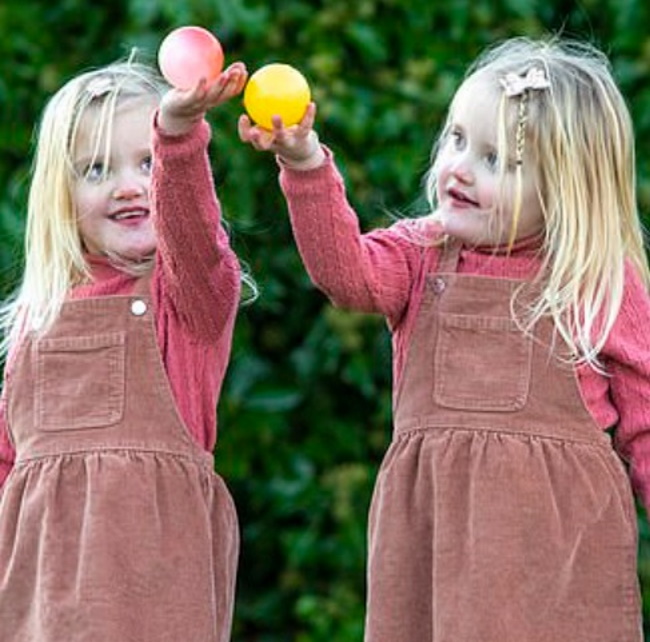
239,36 -> 650,641
0,56 -> 248,641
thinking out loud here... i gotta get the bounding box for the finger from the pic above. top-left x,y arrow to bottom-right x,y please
175,78 -> 208,106
222,61 -> 247,76
297,102 -> 317,133
226,71 -> 247,97
237,114 -> 253,142
211,69 -> 246,104
220,63 -> 247,90
270,114 -> 286,134
232,70 -> 248,95
268,115 -> 293,146
195,77 -> 209,97
238,115 -> 270,149
247,131 -> 272,151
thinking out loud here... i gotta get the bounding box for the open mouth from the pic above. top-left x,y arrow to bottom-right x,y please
447,187 -> 478,207
109,209 -> 149,222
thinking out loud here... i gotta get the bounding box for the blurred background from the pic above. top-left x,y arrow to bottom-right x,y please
1,0 -> 649,640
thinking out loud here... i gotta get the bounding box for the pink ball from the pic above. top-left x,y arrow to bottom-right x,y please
158,26 -> 224,90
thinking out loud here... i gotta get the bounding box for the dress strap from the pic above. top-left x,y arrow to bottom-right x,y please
436,237 -> 462,273
131,272 -> 154,297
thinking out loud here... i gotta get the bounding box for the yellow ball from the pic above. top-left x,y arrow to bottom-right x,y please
243,63 -> 311,130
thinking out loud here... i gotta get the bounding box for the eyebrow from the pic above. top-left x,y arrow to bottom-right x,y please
73,154 -> 103,169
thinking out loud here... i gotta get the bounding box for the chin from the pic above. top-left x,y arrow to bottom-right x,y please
123,239 -> 158,258
106,244 -> 157,265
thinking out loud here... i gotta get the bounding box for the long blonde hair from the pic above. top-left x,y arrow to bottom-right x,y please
0,59 -> 168,357
425,36 -> 648,368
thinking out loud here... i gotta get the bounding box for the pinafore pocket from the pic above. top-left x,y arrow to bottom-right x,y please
434,313 -> 532,411
34,331 -> 126,431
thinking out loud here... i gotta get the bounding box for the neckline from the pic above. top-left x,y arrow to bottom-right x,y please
470,233 -> 544,256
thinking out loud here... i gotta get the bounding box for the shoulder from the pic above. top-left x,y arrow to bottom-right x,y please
384,215 -> 443,246
367,217 -> 444,274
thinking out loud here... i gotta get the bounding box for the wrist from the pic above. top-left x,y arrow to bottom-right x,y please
156,109 -> 203,138
276,130 -> 326,171
278,147 -> 326,172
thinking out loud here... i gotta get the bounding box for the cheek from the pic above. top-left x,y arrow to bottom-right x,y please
432,159 -> 448,200
521,192 -> 544,233
73,184 -> 93,214
74,183 -> 106,219
475,175 -> 500,211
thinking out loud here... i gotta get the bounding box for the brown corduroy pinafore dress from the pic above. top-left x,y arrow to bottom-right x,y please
365,241 -> 642,642
0,286 -> 238,642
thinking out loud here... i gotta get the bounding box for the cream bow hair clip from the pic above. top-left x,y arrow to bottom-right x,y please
500,68 -> 550,97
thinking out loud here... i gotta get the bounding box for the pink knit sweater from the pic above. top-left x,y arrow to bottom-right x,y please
0,117 -> 240,486
279,149 -> 650,512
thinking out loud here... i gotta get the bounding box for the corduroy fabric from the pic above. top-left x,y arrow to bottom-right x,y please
0,286 -> 238,642
364,241 -> 642,641
0,117 -> 242,487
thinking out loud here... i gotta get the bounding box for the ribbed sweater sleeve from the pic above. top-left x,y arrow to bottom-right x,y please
605,263 -> 650,511
279,148 -> 426,328
148,116 -> 241,449
151,116 -> 241,342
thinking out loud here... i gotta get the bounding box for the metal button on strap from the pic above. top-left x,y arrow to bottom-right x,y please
432,276 -> 446,295
130,299 -> 148,316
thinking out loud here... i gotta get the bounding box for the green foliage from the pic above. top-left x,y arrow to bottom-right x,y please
1,1 -> 650,640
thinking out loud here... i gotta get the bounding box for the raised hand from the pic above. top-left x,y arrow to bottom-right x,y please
159,62 -> 248,136
238,102 -> 325,170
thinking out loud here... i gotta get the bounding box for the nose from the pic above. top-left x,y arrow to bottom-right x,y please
449,153 -> 473,184
112,170 -> 147,200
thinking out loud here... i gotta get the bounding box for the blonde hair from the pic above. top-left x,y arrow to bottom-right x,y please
0,58 -> 168,357
425,36 -> 648,368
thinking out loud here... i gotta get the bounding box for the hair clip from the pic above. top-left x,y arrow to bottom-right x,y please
85,77 -> 115,99
500,68 -> 550,97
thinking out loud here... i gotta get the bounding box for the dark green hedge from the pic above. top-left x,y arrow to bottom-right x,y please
1,1 -> 649,639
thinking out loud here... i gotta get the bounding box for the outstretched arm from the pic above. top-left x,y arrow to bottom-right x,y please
239,105 -> 425,324
150,63 -> 247,342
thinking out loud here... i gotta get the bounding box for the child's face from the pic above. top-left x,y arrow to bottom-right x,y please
435,76 -> 544,247
72,96 -> 157,261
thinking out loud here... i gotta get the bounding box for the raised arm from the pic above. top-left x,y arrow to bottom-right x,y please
150,63 -> 247,342
239,103 -> 426,326
279,150 -> 424,324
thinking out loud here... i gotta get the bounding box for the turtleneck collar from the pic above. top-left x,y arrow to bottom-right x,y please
83,253 -> 126,281
470,232 -> 545,257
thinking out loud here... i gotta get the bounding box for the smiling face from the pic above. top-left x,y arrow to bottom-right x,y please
72,96 -> 157,262
433,75 -> 544,247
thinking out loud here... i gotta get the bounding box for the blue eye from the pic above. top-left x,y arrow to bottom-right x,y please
450,129 -> 464,149
485,151 -> 498,171
83,162 -> 108,183
141,155 -> 153,174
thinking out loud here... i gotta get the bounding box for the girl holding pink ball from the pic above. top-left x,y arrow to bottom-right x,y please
0,48 -> 250,641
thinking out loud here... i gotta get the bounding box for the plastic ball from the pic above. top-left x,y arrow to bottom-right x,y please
243,63 -> 311,130
158,26 -> 224,90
